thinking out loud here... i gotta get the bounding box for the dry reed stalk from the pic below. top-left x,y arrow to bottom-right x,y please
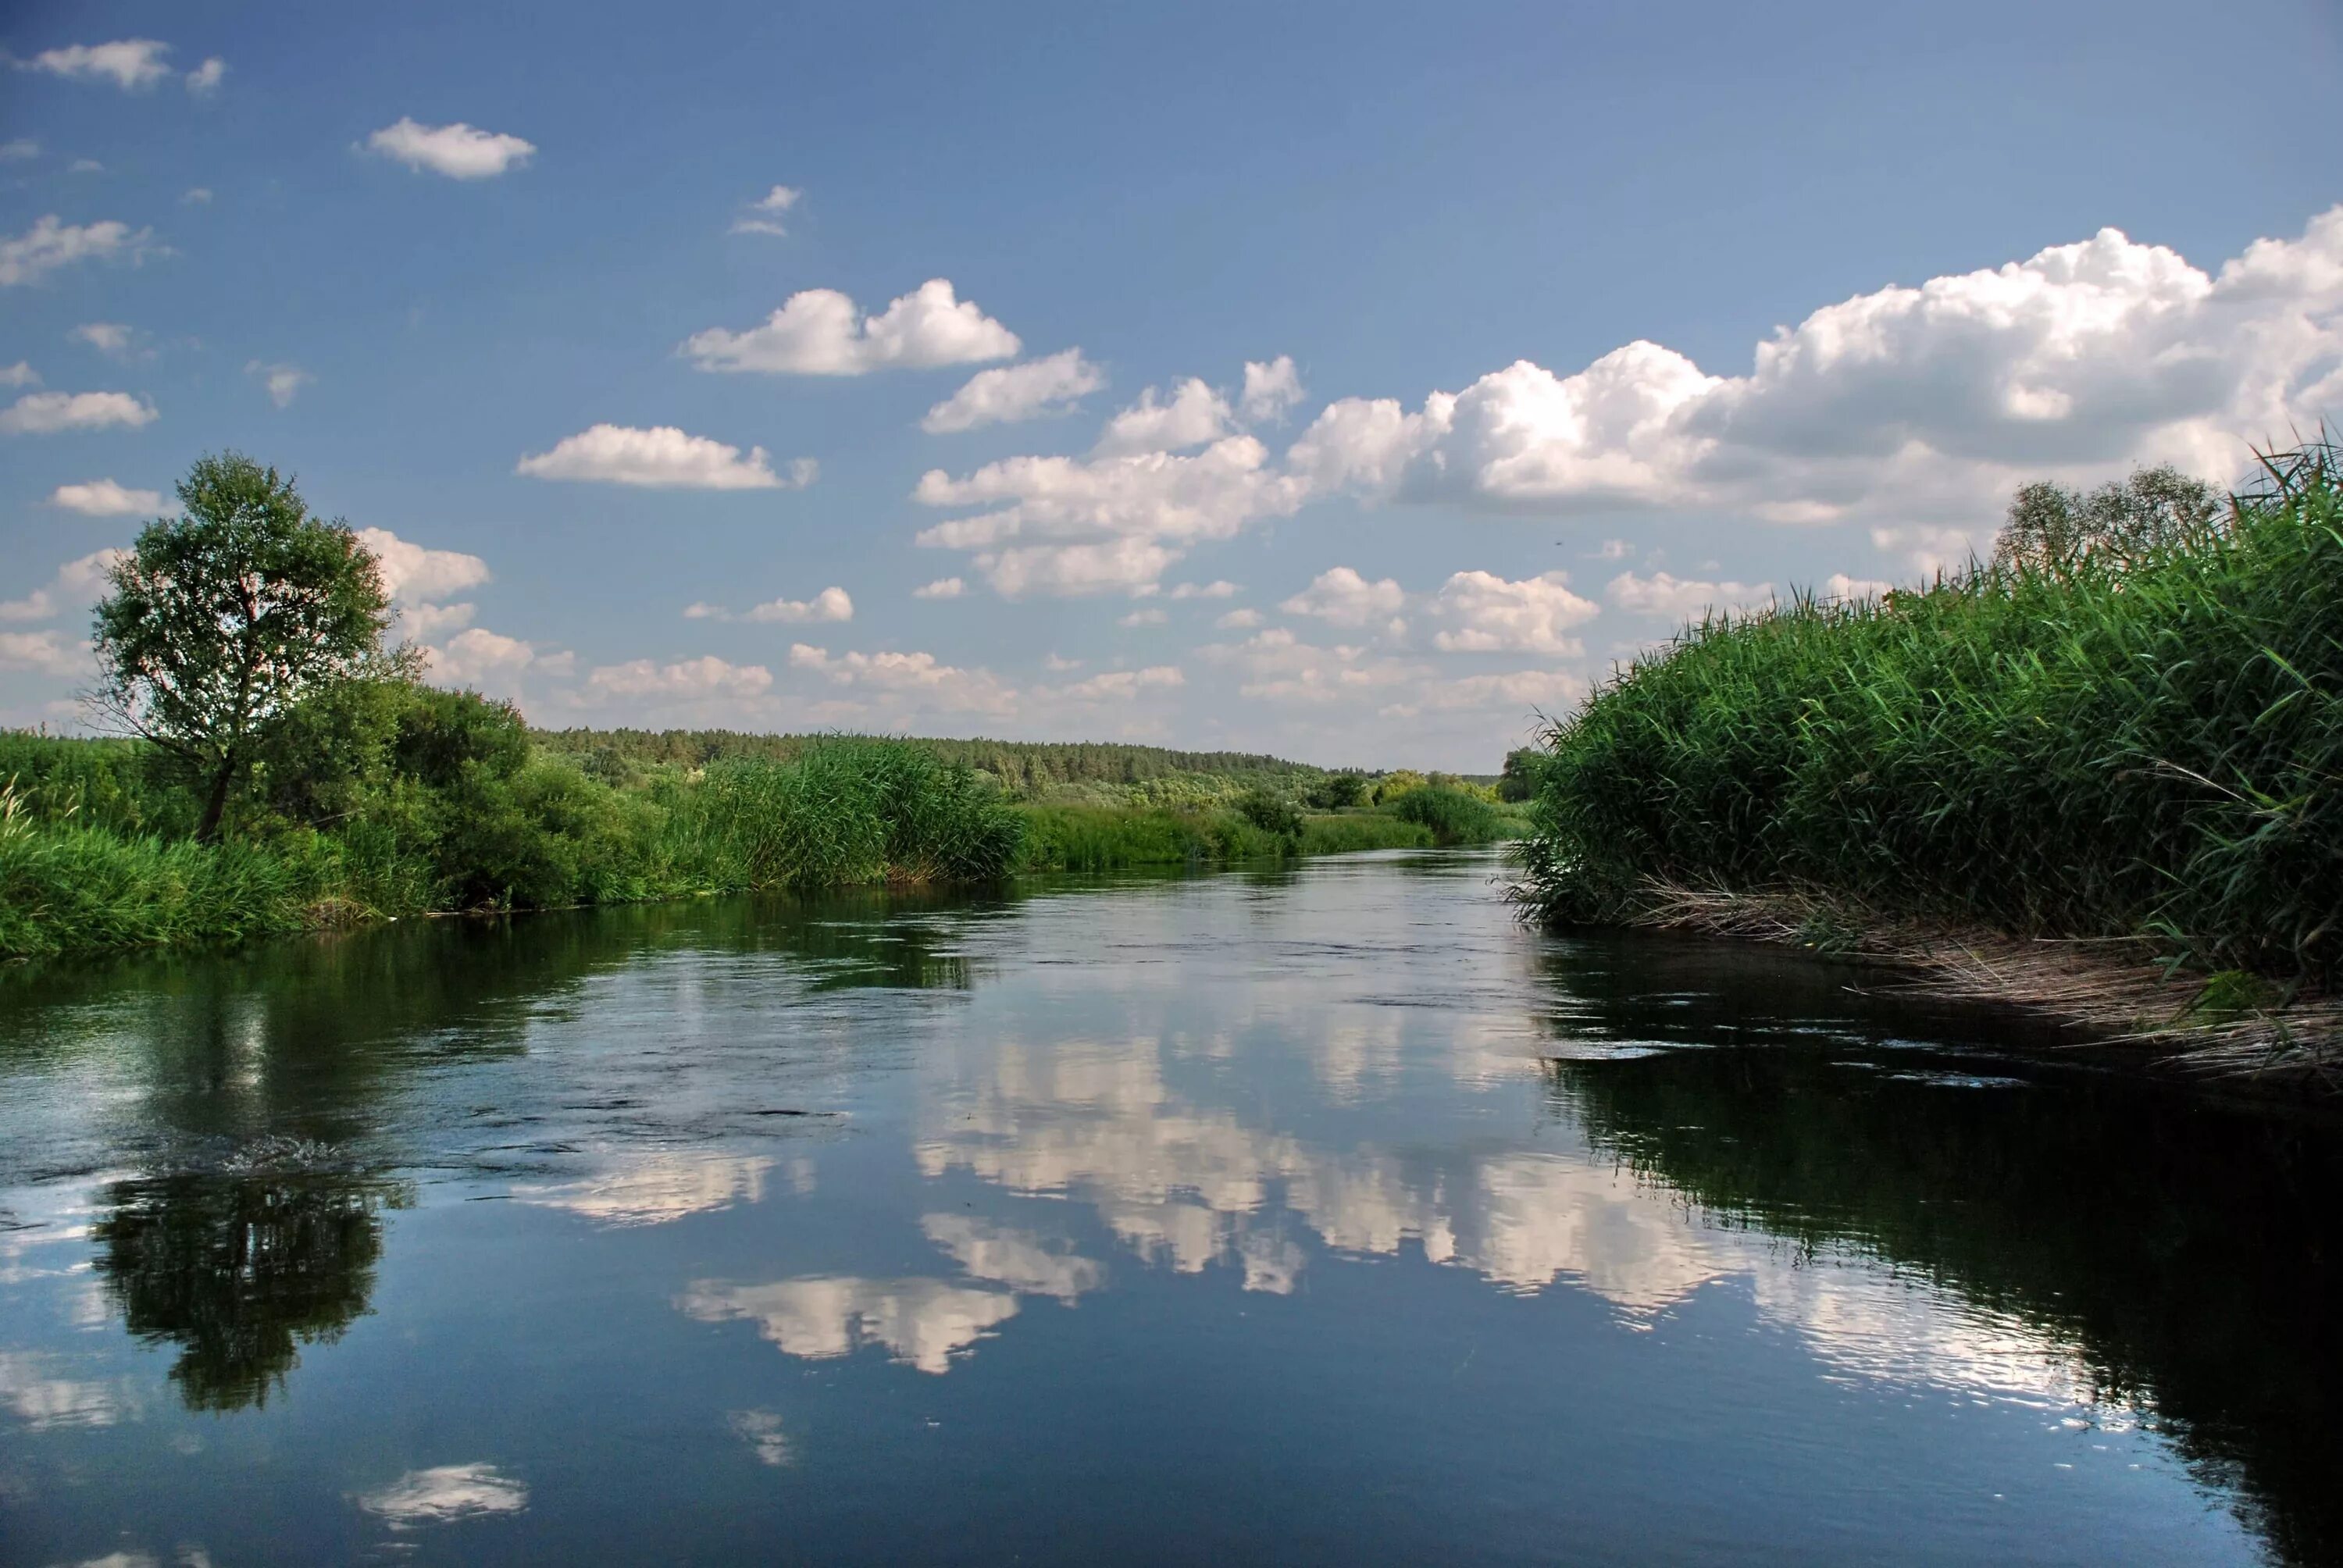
1616,877 -> 2343,1093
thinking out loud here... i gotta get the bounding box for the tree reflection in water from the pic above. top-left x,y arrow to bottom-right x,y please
93,1154 -> 408,1413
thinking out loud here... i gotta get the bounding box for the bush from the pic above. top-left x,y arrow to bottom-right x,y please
1235,787 -> 1305,841
1390,785 -> 1504,846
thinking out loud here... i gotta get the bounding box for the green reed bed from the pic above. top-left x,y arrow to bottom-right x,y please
1518,447 -> 2343,992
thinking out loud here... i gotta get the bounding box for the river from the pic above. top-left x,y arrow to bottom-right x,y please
1,849 -> 2336,1565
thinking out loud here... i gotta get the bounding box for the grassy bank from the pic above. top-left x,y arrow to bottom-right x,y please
1517,447 -> 2342,1053
2,719 -> 1519,960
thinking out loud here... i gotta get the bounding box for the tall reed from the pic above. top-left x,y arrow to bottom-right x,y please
1519,445 -> 2343,989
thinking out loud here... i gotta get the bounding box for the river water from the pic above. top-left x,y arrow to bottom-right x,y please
1,849 -> 2336,1566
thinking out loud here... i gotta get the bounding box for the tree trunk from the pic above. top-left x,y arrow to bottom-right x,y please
194,755 -> 237,844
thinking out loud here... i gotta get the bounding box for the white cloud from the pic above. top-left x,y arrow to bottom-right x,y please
398,602 -> 476,642
787,643 -> 1012,709
245,360 -> 311,408
1868,524 -> 1986,576
588,656 -> 774,700
0,140 -> 37,162
729,184 -> 801,237
1,362 -> 39,387
180,187 -> 212,205
358,1464 -> 528,1531
1605,571 -> 1775,622
914,436 -> 1307,597
679,1276 -> 1019,1376
684,586 -> 853,624
1821,572 -> 1895,601
1094,377 -> 1232,456
355,528 -> 491,603
0,630 -> 88,676
15,40 -> 175,91
68,158 -> 103,175
1280,566 -> 1404,627
922,348 -> 1104,433
1042,654 -> 1082,672
1239,355 -> 1304,422
1167,579 -> 1238,600
366,118 -> 536,180
424,626 -> 555,687
1116,607 -> 1166,627
184,57 -> 226,95
912,577 -> 965,600
49,479 -> 161,516
71,322 -> 134,358
0,390 -> 156,434
1216,608 -> 1261,629
0,549 -> 123,623
1056,665 -> 1183,702
0,216 -> 155,287
515,424 -> 808,490
1429,570 -> 1599,654
1592,538 -> 1632,561
683,280 -> 1019,376
1293,206 -> 2343,528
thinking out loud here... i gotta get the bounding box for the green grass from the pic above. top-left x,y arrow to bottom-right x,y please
1518,444 -> 2343,989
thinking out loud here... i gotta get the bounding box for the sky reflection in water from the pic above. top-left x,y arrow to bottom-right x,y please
1,850 -> 2334,1566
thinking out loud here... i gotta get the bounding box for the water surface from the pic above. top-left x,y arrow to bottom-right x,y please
2,850 -> 2337,1565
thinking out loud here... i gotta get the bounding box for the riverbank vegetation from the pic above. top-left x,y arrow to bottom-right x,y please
2,452 -> 1519,961
1517,444 -> 2343,1067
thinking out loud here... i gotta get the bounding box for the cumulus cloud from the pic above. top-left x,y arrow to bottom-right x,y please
2,362 -> 39,387
1868,524 -> 1988,576
180,187 -> 212,205
1821,572 -> 1896,601
0,390 -> 155,434
914,436 -> 1307,597
1280,566 -> 1404,627
684,586 -> 852,624
184,56 -> 226,94
922,349 -> 1104,433
1239,355 -> 1304,422
49,479 -> 161,516
912,577 -> 964,600
424,626 -> 565,689
1605,571 -> 1775,622
366,118 -> 536,180
1,216 -> 155,287
1429,570 -> 1599,654
0,629 -> 89,676
1055,665 -> 1183,701
0,140 -> 37,162
355,528 -> 491,603
1094,378 -> 1232,456
1293,207 -> 2343,527
730,184 -> 801,237
788,644 -> 1015,715
70,322 -> 135,358
1216,608 -> 1261,629
358,1463 -> 528,1531
0,549 -> 123,624
14,39 -> 175,91
515,424 -> 810,490
246,360 -> 311,408
588,656 -> 773,700
683,280 -> 1019,376
1116,607 -> 1166,627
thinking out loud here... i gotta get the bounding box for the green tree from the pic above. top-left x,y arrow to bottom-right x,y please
91,454 -> 410,842
1993,465 -> 2224,572
1497,748 -> 1544,803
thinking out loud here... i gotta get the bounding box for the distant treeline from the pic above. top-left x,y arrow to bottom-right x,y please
533,728 -> 1334,789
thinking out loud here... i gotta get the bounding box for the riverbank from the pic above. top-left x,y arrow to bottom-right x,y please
1,724 -> 1521,961
1514,446 -> 2343,1085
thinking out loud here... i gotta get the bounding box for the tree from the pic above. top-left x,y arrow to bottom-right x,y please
1305,771 -> 1367,811
92,453 -> 408,843
1993,465 -> 2224,572
1496,748 -> 1543,803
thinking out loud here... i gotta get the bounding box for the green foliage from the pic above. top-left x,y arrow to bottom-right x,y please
1296,813 -> 1435,854
92,453 -> 412,840
1520,444 -> 2343,988
1389,784 -> 1506,846
1235,786 -> 1305,841
1992,463 -> 2223,572
1304,771 -> 1368,810
1497,748 -> 1544,803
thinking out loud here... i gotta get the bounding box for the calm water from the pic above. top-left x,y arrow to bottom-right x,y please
2,850 -> 2338,1566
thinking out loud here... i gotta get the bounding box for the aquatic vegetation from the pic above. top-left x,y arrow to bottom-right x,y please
1519,444 -> 2343,992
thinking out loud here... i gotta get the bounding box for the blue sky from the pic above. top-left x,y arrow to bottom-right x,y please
5,1 -> 2340,767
